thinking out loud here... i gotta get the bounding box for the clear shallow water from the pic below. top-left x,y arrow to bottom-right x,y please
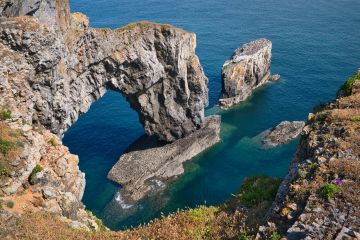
64,0 -> 360,230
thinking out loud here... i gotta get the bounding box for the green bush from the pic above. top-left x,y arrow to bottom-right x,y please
30,164 -> 42,179
340,74 -> 360,96
235,176 -> 281,207
351,116 -> 360,122
49,138 -> 58,147
0,110 -> 11,120
270,231 -> 281,240
86,210 -> 107,231
0,164 -> 10,177
238,231 -> 250,240
320,183 -> 341,199
0,140 -> 17,155
6,200 -> 14,208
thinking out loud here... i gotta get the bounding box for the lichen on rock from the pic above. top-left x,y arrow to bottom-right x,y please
219,38 -> 280,108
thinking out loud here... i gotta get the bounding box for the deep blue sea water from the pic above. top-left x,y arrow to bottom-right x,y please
64,0 -> 360,230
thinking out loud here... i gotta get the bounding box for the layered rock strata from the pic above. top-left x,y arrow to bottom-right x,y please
0,120 -> 99,230
261,121 -> 305,148
0,0 -> 219,229
108,115 -> 221,202
259,71 -> 360,239
0,0 -> 208,142
219,38 -> 279,108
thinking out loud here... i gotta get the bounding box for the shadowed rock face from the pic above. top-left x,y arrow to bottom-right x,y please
0,0 -> 208,142
219,38 -> 278,108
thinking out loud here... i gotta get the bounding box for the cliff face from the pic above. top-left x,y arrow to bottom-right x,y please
0,0 -> 208,142
219,38 -> 279,108
259,71 -> 360,239
0,0 -> 211,231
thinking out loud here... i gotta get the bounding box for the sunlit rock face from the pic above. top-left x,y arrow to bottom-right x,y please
219,38 -> 279,108
0,0 -> 208,142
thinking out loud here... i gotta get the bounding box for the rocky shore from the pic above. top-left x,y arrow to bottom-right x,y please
108,115 -> 221,202
260,121 -> 305,148
219,38 -> 280,108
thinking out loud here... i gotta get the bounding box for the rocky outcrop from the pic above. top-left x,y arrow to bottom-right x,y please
108,115 -> 221,202
0,0 -> 217,231
258,71 -> 360,239
260,121 -> 305,148
0,119 -> 101,230
0,0 -> 208,142
219,38 -> 279,108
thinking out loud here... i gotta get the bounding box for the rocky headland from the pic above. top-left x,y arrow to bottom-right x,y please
0,0 -> 221,231
219,38 -> 280,108
260,121 -> 305,148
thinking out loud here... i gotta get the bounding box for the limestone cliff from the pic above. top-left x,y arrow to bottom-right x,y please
258,70 -> 360,239
219,38 -> 279,108
0,0 -> 213,231
0,0 -> 208,142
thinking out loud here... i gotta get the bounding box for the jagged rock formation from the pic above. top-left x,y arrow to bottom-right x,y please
0,0 -> 208,142
258,70 -> 360,239
260,121 -> 305,148
219,38 -> 279,108
0,0 -> 217,231
0,120 -> 100,230
108,115 -> 221,202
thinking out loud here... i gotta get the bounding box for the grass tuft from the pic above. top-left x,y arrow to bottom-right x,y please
0,110 -> 11,120
339,74 -> 360,96
320,183 -> 341,199
235,176 -> 281,207
6,200 -> 14,209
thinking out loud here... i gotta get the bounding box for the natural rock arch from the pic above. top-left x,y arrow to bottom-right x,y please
0,1 -> 208,142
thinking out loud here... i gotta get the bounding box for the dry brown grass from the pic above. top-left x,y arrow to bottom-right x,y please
0,205 -> 252,240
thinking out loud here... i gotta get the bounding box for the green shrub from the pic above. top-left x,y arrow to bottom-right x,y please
340,74 -> 360,96
6,200 -> 14,208
239,231 -> 250,240
30,164 -> 42,179
49,138 -> 58,147
0,164 -> 10,177
86,210 -> 107,231
0,110 -> 11,120
351,116 -> 360,122
320,183 -> 341,199
0,140 -> 17,155
270,231 -> 281,240
235,176 -> 281,207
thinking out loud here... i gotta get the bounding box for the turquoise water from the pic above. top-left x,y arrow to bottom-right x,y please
64,0 -> 360,230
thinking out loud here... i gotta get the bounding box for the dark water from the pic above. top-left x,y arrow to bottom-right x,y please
64,0 -> 360,230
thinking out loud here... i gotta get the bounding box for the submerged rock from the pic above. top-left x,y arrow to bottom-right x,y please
108,115 -> 221,202
219,38 -> 280,108
261,121 -> 305,148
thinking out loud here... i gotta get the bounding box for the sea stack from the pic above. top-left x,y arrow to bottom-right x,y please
219,38 -> 280,108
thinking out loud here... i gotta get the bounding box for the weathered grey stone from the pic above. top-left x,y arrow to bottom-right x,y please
0,1 -> 209,142
108,115 -> 221,202
260,121 -> 305,148
219,38 -> 279,108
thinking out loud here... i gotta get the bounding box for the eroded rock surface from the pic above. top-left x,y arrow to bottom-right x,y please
108,115 -> 221,202
261,121 -> 305,148
0,0 -> 208,142
219,38 -> 280,108
258,71 -> 360,239
0,120 -> 101,230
